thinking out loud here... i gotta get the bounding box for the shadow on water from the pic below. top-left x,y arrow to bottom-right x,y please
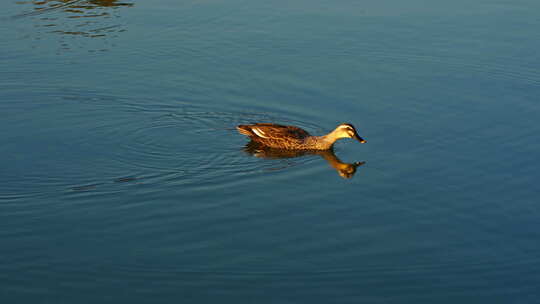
243,141 -> 366,179
13,0 -> 134,52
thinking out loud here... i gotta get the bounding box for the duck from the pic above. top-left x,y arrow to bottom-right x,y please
236,123 -> 366,150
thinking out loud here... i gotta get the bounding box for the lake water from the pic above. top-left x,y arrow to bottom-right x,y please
2,1 -> 540,303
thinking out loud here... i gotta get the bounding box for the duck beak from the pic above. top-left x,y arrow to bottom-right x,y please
353,134 -> 367,143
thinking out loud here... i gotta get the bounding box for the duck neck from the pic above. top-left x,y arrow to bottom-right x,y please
319,150 -> 343,169
308,134 -> 338,150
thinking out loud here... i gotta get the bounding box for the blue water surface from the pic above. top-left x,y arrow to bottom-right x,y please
1,1 -> 540,303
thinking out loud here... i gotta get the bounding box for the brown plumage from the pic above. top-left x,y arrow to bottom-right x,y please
236,123 -> 366,150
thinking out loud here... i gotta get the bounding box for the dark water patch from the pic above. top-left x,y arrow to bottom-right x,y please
71,183 -> 101,191
114,176 -> 138,183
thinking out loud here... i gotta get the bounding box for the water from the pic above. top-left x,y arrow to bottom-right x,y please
2,1 -> 540,303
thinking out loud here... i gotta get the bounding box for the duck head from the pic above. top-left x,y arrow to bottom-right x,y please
333,123 -> 366,143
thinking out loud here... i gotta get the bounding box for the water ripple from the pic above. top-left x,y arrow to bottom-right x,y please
99,108 -> 325,186
359,47 -> 540,86
11,0 -> 134,52
1,101 -> 328,201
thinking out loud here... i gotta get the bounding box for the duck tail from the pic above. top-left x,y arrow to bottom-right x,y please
236,125 -> 254,137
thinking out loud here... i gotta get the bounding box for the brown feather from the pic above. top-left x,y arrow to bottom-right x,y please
236,123 -> 313,149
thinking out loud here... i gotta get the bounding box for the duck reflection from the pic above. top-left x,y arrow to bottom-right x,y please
243,141 -> 365,179
16,0 -> 133,51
